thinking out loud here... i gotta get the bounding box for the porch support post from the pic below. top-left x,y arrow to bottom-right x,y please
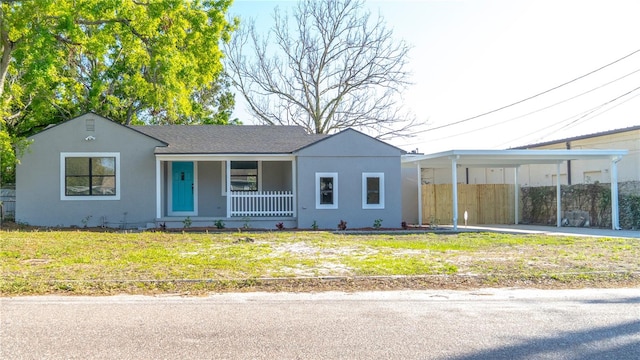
155,159 -> 161,219
556,162 -> 562,227
514,166 -> 519,225
292,159 -> 297,218
417,163 -> 422,226
226,160 -> 231,218
451,156 -> 459,231
610,156 -> 622,230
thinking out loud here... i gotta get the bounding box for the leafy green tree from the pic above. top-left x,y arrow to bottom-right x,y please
0,0 -> 237,185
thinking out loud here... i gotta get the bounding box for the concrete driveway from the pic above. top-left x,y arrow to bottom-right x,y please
448,224 -> 640,239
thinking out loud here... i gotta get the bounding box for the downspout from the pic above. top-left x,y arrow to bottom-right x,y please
566,141 -> 572,185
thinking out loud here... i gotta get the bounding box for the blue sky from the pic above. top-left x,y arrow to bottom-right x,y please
227,0 -> 640,152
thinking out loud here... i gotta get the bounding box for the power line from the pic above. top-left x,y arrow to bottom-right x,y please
495,85 -> 640,148
413,47 -> 640,135
403,67 -> 640,147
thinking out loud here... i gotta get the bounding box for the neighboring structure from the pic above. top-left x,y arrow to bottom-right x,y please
412,126 -> 639,186
16,113 -> 402,229
514,125 -> 639,186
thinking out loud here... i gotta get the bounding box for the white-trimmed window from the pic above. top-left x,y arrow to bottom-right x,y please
61,152 -> 120,200
316,172 -> 338,209
221,161 -> 262,195
230,161 -> 259,191
362,172 -> 384,209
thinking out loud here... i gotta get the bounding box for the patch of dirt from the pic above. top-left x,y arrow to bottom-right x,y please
123,273 -> 640,296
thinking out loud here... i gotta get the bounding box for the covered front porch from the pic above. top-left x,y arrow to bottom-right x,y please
154,155 -> 297,228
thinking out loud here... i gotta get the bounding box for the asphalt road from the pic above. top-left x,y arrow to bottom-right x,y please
1,288 -> 639,359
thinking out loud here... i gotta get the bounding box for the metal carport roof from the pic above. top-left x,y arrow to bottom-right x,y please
401,149 -> 628,168
401,149 -> 629,230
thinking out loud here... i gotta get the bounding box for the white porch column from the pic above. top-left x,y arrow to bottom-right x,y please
155,159 -> 162,219
514,166 -> 519,225
451,156 -> 459,231
292,159 -> 297,218
610,156 -> 622,230
226,160 -> 232,218
556,162 -> 562,227
417,163 -> 422,226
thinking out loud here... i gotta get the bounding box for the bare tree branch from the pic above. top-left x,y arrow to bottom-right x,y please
225,0 -> 417,138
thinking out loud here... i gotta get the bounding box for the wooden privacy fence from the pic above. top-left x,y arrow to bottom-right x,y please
422,184 -> 515,225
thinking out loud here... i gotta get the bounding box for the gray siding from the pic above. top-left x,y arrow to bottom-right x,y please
401,166 -> 420,224
296,130 -> 402,229
16,114 -> 164,228
262,161 -> 292,191
197,161 -> 226,217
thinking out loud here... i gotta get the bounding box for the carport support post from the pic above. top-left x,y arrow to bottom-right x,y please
514,167 -> 519,225
417,163 -> 423,226
611,156 -> 621,230
556,162 -> 562,227
451,156 -> 459,231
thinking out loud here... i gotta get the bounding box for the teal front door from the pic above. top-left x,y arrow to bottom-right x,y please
172,162 -> 194,212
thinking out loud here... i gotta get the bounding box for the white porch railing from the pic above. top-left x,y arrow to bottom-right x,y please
229,191 -> 294,217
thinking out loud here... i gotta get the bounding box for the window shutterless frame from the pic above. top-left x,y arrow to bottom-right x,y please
362,172 -> 384,209
221,161 -> 262,195
315,172 -> 338,209
60,152 -> 120,200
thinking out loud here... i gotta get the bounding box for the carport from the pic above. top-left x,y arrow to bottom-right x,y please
402,149 -> 628,230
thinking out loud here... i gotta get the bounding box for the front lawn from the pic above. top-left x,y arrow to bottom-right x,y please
1,230 -> 638,295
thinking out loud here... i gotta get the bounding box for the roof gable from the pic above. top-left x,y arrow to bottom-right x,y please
295,128 -> 403,157
29,112 -> 168,145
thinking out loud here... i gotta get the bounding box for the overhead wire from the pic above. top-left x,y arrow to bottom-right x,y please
494,85 -> 640,148
411,47 -> 640,135
403,67 -> 640,146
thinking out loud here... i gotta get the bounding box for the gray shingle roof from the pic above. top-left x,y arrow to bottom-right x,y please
131,125 -> 327,154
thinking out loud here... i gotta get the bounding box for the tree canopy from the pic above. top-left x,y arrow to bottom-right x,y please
0,0 -> 237,184
225,0 -> 416,139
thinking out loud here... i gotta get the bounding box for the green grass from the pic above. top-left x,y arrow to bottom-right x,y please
1,230 -> 638,295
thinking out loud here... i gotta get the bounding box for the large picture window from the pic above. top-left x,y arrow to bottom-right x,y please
315,172 -> 338,209
61,153 -> 120,200
362,172 -> 384,209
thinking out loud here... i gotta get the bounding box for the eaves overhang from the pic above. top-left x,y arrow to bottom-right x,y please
401,149 -> 629,168
154,153 -> 296,162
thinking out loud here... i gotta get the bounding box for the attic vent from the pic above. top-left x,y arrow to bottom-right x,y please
86,119 -> 95,131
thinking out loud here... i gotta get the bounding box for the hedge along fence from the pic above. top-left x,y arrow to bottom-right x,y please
520,181 -> 640,230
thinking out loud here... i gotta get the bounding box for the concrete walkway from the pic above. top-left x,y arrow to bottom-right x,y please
447,224 -> 640,239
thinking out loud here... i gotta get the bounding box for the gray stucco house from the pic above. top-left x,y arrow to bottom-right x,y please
16,113 -> 403,229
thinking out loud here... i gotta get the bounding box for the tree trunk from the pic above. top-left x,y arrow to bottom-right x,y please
0,19 -> 15,102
